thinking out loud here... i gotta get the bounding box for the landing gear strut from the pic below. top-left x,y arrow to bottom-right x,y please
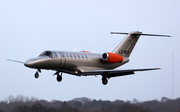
102,76 -> 108,85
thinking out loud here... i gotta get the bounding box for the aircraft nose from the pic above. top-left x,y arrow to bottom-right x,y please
24,59 -> 34,68
24,57 -> 50,68
24,57 -> 41,68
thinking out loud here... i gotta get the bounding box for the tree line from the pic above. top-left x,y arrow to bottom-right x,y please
0,95 -> 180,112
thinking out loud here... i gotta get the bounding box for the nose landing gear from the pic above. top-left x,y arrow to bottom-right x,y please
34,69 -> 41,79
34,71 -> 39,78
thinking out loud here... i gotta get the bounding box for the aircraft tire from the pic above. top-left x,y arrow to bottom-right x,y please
57,75 -> 62,82
34,71 -> 39,78
102,78 -> 108,85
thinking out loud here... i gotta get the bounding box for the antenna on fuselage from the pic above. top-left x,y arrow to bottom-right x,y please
74,48 -> 76,52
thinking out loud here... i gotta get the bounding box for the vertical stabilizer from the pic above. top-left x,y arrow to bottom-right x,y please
112,31 -> 142,57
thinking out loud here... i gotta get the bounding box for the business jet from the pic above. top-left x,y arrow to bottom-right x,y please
7,31 -> 170,85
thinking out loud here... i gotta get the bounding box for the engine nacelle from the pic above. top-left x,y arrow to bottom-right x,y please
102,52 -> 123,63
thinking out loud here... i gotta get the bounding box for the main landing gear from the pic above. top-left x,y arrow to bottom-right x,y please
56,72 -> 62,82
53,72 -> 62,82
102,75 -> 108,85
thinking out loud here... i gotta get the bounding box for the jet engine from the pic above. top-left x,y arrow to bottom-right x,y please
102,52 -> 123,63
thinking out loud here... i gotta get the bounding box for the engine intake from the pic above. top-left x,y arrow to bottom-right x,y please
102,52 -> 123,63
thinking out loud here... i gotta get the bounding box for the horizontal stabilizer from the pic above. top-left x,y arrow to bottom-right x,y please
111,32 -> 129,35
111,32 -> 172,37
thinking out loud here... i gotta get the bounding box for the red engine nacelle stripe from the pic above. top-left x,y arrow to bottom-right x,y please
103,52 -> 123,63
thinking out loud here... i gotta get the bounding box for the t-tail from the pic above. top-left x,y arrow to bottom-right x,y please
111,31 -> 171,57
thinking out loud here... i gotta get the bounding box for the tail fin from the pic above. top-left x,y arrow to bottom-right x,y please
112,31 -> 142,57
111,31 -> 171,57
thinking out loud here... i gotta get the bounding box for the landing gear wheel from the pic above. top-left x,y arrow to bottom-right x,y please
34,71 -> 39,78
102,78 -> 108,85
57,75 -> 62,82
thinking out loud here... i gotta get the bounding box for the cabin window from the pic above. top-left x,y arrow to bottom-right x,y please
53,52 -> 58,58
85,55 -> 88,59
73,54 -> 76,58
65,54 -> 68,58
69,54 -> 72,58
77,55 -> 80,59
81,55 -> 84,59
60,53 -> 65,57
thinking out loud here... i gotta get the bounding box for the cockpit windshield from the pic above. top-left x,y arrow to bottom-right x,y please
38,51 -> 57,58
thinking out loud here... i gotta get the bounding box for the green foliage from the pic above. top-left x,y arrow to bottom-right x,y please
0,95 -> 179,112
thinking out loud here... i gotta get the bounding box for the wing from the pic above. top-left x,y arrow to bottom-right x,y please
6,59 -> 24,64
84,68 -> 160,78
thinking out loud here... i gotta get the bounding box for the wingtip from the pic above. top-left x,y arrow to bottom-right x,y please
6,59 -> 11,61
6,59 -> 24,64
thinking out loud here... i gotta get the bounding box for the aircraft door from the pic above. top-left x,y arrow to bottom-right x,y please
59,52 -> 66,68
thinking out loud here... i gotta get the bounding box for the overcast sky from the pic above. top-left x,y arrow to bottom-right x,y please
1,0 -> 180,102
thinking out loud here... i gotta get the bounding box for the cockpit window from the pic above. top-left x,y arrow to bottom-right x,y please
38,51 -> 53,58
